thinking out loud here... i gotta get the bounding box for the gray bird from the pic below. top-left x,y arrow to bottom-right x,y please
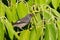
13,13 -> 34,29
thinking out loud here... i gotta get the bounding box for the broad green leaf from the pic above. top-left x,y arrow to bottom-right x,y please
52,0 -> 59,9
3,18 -> 15,40
36,24 -> 43,40
40,0 -> 46,5
5,6 -> 13,22
17,2 -> 28,19
45,22 -> 56,40
56,19 -> 60,40
0,0 -> 2,1
7,0 -> 16,6
51,8 -> 60,18
35,13 -> 41,22
59,0 -> 60,4
27,0 -> 34,6
35,0 -> 46,5
29,27 -> 37,40
46,0 -> 52,4
34,13 -> 43,40
0,19 -> 5,40
43,11 -> 52,21
10,5 -> 18,23
11,0 -> 16,5
34,0 -> 40,5
0,2 -> 5,17
5,2 -> 18,23
19,30 -> 30,40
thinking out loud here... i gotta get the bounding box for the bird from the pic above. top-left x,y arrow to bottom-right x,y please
13,13 -> 34,29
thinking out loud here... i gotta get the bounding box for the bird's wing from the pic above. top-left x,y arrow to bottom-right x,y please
13,23 -> 28,29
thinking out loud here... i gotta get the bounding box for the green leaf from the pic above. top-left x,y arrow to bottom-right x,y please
46,0 -> 52,4
10,5 -> 18,23
3,18 -> 15,40
36,24 -> 43,40
17,2 -> 28,19
33,13 -> 43,40
35,0 -> 46,5
0,0 -> 2,1
43,11 -> 52,21
5,6 -> 13,22
56,19 -> 60,40
35,13 -> 41,22
40,0 -> 46,5
0,2 -> 5,17
27,0 -> 34,6
11,0 -> 16,5
52,0 -> 59,9
51,8 -> 60,18
0,19 -> 5,40
29,27 -> 37,40
19,30 -> 30,40
59,0 -> 60,4
45,22 -> 56,40
34,0 -> 40,5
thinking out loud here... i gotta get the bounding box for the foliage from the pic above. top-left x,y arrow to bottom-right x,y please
0,0 -> 60,40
